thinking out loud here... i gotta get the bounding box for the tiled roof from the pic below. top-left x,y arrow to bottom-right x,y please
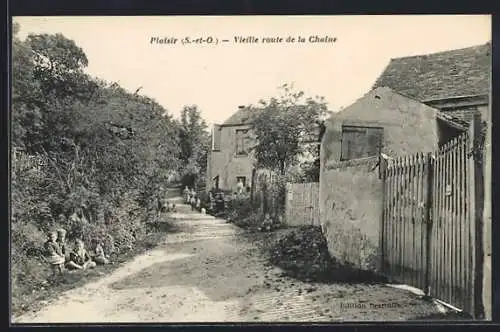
222,107 -> 254,126
435,111 -> 469,130
372,43 -> 491,101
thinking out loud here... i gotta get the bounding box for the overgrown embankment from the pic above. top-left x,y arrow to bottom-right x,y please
12,214 -> 181,316
11,24 -> 207,316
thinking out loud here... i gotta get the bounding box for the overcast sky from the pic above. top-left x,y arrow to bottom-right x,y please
14,15 -> 491,128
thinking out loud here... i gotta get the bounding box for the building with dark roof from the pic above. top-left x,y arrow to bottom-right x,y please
206,106 -> 256,192
372,43 -> 491,123
206,105 -> 324,192
318,43 -> 491,278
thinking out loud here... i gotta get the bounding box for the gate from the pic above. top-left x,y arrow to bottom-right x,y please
381,152 -> 431,291
381,115 -> 484,317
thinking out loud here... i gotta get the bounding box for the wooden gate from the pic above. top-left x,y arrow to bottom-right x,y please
285,182 -> 320,226
381,116 -> 484,317
381,152 -> 431,291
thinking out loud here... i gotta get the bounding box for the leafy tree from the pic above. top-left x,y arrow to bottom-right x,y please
26,33 -> 97,101
11,23 -> 43,148
12,28 -> 183,230
248,83 -> 329,175
178,105 -> 210,187
11,26 -> 195,308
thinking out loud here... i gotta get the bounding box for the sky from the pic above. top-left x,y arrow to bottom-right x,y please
13,15 -> 491,128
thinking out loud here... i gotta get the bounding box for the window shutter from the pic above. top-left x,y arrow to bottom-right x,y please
341,126 -> 383,161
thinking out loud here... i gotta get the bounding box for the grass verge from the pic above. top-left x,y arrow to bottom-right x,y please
11,217 -> 181,318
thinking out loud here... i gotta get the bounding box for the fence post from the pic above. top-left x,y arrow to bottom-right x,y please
250,168 -> 256,204
468,112 -> 484,318
482,95 -> 492,320
379,156 -> 387,273
424,152 -> 434,296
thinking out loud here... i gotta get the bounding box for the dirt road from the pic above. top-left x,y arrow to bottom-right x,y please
13,200 -> 444,323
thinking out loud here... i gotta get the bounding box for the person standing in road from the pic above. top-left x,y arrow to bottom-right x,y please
236,179 -> 244,195
183,186 -> 190,203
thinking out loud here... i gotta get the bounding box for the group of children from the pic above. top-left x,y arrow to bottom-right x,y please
183,186 -> 226,214
43,221 -> 111,277
154,186 -> 176,218
183,186 -> 201,211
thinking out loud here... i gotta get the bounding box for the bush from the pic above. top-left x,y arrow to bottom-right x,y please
221,194 -> 285,232
10,148 -> 167,316
267,226 -> 385,283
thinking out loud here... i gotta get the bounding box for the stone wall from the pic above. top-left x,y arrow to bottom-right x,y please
319,157 -> 381,271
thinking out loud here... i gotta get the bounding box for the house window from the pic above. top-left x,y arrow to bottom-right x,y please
340,125 -> 383,161
235,129 -> 248,155
212,125 -> 221,151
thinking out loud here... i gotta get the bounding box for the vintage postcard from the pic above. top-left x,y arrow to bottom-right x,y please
10,15 -> 491,323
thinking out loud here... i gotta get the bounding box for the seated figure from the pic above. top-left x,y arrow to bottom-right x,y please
91,239 -> 110,265
66,239 -> 96,270
56,227 -> 69,262
44,230 -> 65,276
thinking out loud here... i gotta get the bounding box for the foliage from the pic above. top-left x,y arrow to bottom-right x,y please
267,226 -> 385,283
219,193 -> 285,232
178,105 -> 211,187
291,158 -> 321,183
10,23 -> 209,314
248,83 -> 329,175
225,194 -> 254,220
251,170 -> 288,219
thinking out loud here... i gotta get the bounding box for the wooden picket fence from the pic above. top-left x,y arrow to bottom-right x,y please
285,182 -> 320,226
380,115 -> 484,317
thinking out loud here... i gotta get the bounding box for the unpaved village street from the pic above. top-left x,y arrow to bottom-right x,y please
13,199 -> 445,323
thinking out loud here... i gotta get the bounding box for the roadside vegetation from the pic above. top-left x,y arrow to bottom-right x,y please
11,22 -> 210,316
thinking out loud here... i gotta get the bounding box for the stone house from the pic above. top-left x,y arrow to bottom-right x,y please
319,87 -> 442,271
206,106 -> 324,192
318,43 -> 491,272
206,106 -> 255,192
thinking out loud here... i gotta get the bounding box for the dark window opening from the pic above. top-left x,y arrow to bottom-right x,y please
235,129 -> 248,155
340,125 -> 383,161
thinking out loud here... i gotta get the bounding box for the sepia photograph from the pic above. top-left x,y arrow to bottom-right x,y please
10,15 -> 491,323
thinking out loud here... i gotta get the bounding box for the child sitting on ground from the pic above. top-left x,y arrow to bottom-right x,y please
56,226 -> 69,262
91,238 -> 110,265
44,230 -> 65,276
66,239 -> 96,270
